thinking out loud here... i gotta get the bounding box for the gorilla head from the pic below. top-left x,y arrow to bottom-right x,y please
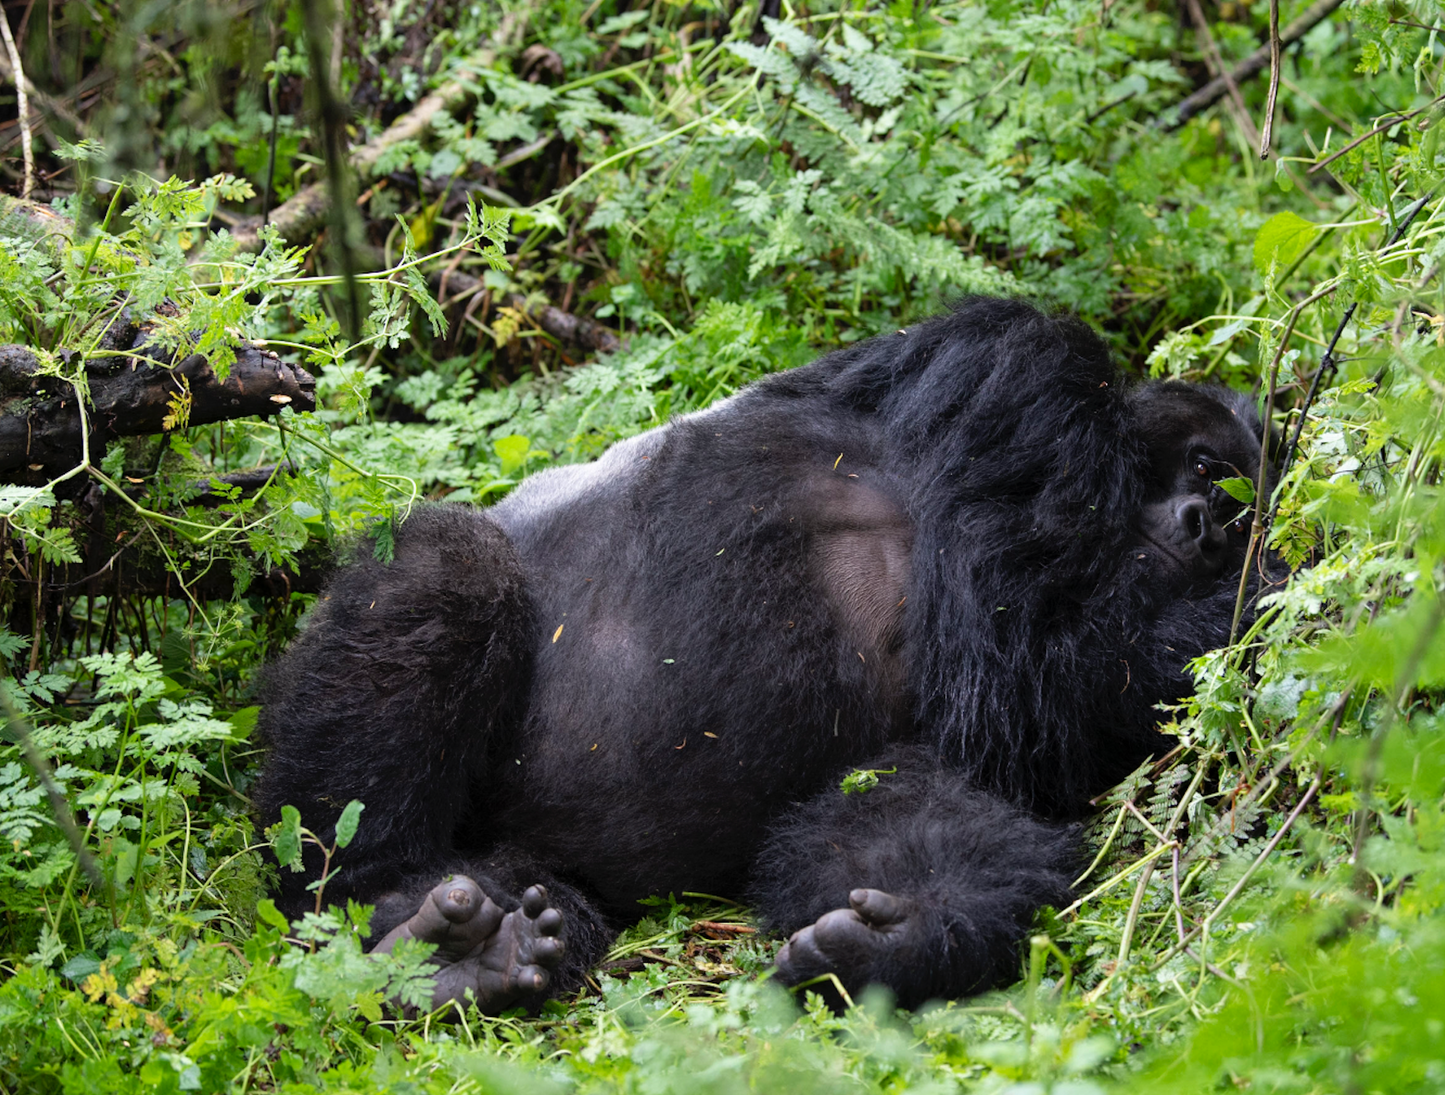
1131,382 -> 1265,589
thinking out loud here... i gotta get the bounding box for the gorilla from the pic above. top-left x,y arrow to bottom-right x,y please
256,297 -> 1268,1012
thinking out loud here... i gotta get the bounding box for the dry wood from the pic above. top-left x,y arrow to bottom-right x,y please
432,269 -> 623,354
230,12 -> 525,253
1167,0 -> 1345,130
0,338 -> 316,479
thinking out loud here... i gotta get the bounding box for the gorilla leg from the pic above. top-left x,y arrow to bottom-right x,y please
255,506 -> 533,917
368,846 -> 615,1014
750,747 -> 1078,1009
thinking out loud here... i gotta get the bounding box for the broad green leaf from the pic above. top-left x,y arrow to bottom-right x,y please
227,705 -> 261,741
255,898 -> 289,931
1253,211 -> 1319,276
494,434 -> 531,477
271,804 -> 304,871
1217,476 -> 1256,503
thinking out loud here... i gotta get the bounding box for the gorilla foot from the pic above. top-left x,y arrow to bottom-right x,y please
372,876 -> 565,1014
774,888 -> 921,1007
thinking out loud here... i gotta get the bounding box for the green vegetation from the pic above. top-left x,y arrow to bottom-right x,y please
1,0 -> 1443,1089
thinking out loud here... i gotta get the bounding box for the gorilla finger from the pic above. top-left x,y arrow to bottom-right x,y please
521,884 -> 550,917
849,888 -> 906,926
515,964 -> 551,993
779,924 -> 830,970
811,906 -> 869,948
435,876 -> 485,922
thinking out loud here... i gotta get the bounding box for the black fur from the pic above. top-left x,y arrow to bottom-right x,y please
255,297 -> 1267,1009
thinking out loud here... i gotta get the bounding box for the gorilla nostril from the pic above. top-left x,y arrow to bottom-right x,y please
1176,499 -> 1215,548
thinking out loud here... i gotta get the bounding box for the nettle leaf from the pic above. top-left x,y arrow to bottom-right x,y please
1217,476 -> 1256,503
1253,211 -> 1320,276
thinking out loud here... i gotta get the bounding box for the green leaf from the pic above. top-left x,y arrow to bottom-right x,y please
840,766 -> 895,795
0,628 -> 27,660
270,804 -> 304,871
372,514 -> 396,564
1217,476 -> 1256,503
334,800 -> 364,849
255,898 -> 289,931
227,705 -> 260,741
1253,211 -> 1319,276
494,433 -> 531,477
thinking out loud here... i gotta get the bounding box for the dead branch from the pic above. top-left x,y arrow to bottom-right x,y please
230,12 -> 526,253
0,338 -> 316,480
0,197 -> 316,481
1167,0 -> 1345,130
431,269 -> 623,354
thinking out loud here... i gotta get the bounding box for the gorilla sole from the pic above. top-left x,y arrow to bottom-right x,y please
257,297 -> 1268,1012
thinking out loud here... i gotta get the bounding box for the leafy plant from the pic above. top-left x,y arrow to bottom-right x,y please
2,0 -> 1445,1091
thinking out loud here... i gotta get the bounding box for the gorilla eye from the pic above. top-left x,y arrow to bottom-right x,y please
1231,515 -> 1249,535
1193,459 -> 1211,480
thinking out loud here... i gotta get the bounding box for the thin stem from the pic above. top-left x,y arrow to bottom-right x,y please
0,690 -> 108,896
1229,284 -> 1337,645
1259,0 -> 1281,158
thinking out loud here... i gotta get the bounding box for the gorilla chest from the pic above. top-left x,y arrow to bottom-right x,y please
486,476 -> 916,901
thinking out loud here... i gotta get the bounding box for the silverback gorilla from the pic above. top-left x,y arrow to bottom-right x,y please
256,297 -> 1267,1013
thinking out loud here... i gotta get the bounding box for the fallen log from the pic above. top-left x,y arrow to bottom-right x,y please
0,336 -> 316,482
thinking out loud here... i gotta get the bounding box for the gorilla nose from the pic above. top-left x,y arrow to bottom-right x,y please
1176,498 -> 1225,553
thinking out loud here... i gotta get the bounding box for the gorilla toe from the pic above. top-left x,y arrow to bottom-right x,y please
774,888 -> 921,1006
373,877 -> 566,1015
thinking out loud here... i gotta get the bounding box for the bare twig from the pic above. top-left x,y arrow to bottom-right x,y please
1259,0 -> 1281,158
430,270 -> 624,354
1168,0 -> 1345,130
0,10 -> 34,197
1267,192 -> 1434,523
1309,97 -> 1445,174
231,12 -> 524,253
1229,283 -> 1337,645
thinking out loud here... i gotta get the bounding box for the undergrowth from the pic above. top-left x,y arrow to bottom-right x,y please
1,0 -> 1444,1090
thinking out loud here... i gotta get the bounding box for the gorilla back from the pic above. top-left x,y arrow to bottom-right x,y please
257,297 -> 1267,1012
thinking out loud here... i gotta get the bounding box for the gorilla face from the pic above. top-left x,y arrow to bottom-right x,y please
1130,383 -> 1266,588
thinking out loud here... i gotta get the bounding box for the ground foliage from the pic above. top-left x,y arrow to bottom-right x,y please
0,0 -> 1444,1090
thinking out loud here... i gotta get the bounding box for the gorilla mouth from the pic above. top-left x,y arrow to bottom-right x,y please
1138,532 -> 1190,571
